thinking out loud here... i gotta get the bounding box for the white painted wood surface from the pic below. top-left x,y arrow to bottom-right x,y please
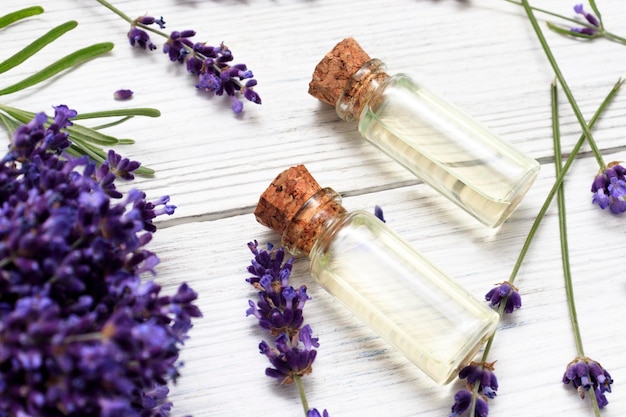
2,0 -> 625,416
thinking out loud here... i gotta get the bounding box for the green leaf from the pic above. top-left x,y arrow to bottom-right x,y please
90,116 -> 135,130
0,112 -> 22,135
0,42 -> 114,96
67,123 -> 123,146
0,6 -> 44,29
72,108 -> 161,120
0,21 -> 78,75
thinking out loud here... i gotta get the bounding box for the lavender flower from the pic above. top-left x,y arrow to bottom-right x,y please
485,281 -> 522,314
308,409 -> 330,417
571,4 -> 600,36
128,26 -> 156,50
246,241 -> 327,411
374,205 -> 386,222
591,162 -> 626,213
449,389 -> 489,417
114,89 -> 134,100
449,362 -> 497,417
563,356 -> 613,408
0,107 -> 201,416
127,15 -> 261,113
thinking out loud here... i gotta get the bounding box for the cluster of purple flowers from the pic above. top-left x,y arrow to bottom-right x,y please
128,15 -> 261,113
246,240 -> 328,417
449,362 -> 498,417
562,356 -> 613,408
571,4 -> 601,36
591,162 -> 626,213
485,281 -> 522,314
0,106 -> 201,416
448,282 -> 522,416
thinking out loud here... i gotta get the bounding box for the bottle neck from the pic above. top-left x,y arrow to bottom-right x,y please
281,187 -> 347,256
336,58 -> 390,121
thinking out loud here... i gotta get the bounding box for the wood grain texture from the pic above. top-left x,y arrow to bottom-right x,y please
1,0 -> 625,416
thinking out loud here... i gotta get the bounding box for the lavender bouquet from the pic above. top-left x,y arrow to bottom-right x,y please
0,106 -> 201,416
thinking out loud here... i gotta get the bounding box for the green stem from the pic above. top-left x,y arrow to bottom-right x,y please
294,375 -> 310,417
474,77 -> 622,372
521,0 -> 606,170
95,0 -> 169,39
93,0 -> 133,24
551,81 -> 584,358
552,82 -> 602,417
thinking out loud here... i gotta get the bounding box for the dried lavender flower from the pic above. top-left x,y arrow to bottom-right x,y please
448,362 -> 496,417
112,5 -> 261,113
485,281 -> 522,314
246,241 -> 327,414
374,205 -> 386,222
591,161 -> 626,213
114,89 -> 134,100
562,356 -> 613,408
573,4 -> 600,34
0,106 -> 201,416
307,409 -> 330,417
449,389 -> 489,417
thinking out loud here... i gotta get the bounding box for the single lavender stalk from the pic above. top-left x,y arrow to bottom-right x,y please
95,0 -> 260,114
245,241 -> 329,417
552,82 -> 613,413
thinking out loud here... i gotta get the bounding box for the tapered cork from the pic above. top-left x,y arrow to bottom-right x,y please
308,37 -> 372,106
254,165 -> 322,235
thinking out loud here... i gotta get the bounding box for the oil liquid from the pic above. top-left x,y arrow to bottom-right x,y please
310,211 -> 500,384
359,76 -> 540,227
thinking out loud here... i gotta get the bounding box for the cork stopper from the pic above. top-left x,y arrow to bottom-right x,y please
308,37 -> 372,106
254,165 -> 322,235
255,165 -> 347,255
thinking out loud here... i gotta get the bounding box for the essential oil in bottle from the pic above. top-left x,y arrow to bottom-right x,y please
254,165 -> 499,384
309,38 -> 540,227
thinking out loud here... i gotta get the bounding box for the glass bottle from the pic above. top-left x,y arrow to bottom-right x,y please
254,165 -> 499,385
309,38 -> 540,227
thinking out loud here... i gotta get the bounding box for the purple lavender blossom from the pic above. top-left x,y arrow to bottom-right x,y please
571,4 -> 600,36
308,409 -> 330,417
127,15 -> 261,113
374,205 -> 386,222
246,241 -> 327,411
114,89 -> 134,100
485,281 -> 521,314
0,107 -> 201,416
591,162 -> 626,213
563,356 -> 613,408
459,362 -> 498,399
128,26 -> 156,50
448,362 -> 497,417
449,389 -> 489,417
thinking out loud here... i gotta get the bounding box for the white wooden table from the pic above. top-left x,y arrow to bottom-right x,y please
2,0 -> 625,416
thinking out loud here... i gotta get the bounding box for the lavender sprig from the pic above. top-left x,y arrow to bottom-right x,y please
0,106 -> 201,416
246,241 -> 329,417
552,82 -> 613,413
96,0 -> 261,114
501,1 -> 626,45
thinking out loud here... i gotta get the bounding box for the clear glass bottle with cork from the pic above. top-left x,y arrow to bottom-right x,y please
254,164 -> 499,385
309,38 -> 540,227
